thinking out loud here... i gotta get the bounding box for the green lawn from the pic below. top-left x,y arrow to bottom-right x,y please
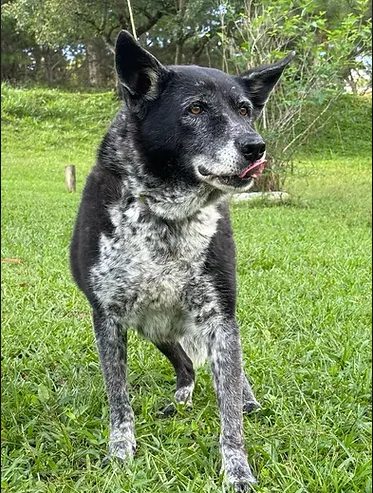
1,86 -> 372,493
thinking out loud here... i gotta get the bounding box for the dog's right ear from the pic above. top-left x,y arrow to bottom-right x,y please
115,30 -> 168,101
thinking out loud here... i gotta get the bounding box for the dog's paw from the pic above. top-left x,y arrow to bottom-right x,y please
109,439 -> 136,460
223,450 -> 257,492
232,481 -> 256,492
161,384 -> 194,418
161,402 -> 177,418
243,399 -> 261,414
102,436 -> 136,467
174,384 -> 194,405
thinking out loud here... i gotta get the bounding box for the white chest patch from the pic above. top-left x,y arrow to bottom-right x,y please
90,200 -> 221,342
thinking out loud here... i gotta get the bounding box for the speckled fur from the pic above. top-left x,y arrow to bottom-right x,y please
90,193 -> 222,343
70,31 -> 293,492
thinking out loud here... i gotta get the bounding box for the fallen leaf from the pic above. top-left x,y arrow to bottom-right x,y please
38,384 -> 50,403
2,258 -> 22,264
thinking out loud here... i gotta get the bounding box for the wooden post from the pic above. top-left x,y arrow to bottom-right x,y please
65,165 -> 76,192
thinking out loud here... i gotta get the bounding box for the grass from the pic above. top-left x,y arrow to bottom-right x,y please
1,85 -> 372,493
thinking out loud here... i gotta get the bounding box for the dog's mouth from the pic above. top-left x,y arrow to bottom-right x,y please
198,155 -> 267,190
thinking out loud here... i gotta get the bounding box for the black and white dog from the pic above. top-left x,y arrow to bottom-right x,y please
70,31 -> 294,491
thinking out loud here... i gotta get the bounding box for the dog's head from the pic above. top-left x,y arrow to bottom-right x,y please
115,31 -> 294,194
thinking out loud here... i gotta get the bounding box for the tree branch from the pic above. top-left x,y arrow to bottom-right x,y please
117,11 -> 131,29
137,11 -> 164,36
101,24 -> 120,53
191,33 -> 214,63
282,91 -> 343,153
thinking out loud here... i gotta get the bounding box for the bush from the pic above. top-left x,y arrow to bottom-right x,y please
224,0 -> 372,190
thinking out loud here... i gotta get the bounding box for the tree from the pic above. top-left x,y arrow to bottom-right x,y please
1,1 -> 39,82
153,0 -> 221,65
8,0 -> 176,85
10,0 -> 173,52
221,0 -> 372,190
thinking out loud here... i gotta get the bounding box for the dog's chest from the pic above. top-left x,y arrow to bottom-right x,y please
91,201 -> 220,338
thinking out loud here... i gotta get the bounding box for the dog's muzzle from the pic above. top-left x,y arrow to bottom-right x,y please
197,152 -> 267,191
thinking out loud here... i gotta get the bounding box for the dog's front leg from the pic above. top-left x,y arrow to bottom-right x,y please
93,310 -> 136,462
208,319 -> 257,491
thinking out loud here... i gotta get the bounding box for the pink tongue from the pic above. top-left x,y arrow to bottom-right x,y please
238,156 -> 267,179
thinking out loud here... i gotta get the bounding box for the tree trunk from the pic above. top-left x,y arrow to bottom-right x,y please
346,69 -> 358,94
191,36 -> 210,65
41,46 -> 53,84
33,45 -> 43,82
175,40 -> 184,65
86,40 -> 102,86
175,0 -> 185,65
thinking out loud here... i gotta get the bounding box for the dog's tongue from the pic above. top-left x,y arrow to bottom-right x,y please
238,156 -> 267,179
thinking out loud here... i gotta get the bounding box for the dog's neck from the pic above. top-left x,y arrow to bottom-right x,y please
125,168 -> 223,221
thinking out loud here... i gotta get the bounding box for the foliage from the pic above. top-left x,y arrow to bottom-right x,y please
8,0 -> 172,49
219,0 -> 372,190
1,0 -> 39,83
3,0 -> 371,86
2,0 -> 176,86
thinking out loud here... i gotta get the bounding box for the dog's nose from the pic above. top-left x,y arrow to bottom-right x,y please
235,136 -> 266,162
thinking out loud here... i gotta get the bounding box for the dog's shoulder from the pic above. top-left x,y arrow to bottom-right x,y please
77,165 -> 123,235
70,165 -> 123,298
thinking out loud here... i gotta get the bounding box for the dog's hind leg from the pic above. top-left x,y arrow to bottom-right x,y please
243,375 -> 261,414
155,342 -> 195,414
93,310 -> 136,463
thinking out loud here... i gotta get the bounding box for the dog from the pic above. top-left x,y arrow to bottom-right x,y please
70,30 -> 294,491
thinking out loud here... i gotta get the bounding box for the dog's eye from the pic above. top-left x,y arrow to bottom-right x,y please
189,103 -> 203,115
239,106 -> 249,116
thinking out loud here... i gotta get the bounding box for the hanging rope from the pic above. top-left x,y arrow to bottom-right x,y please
126,0 -> 137,39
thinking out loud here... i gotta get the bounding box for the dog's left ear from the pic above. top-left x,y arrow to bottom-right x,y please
237,52 -> 295,116
115,30 -> 169,101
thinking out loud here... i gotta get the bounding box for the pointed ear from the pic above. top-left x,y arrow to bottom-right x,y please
237,52 -> 295,115
115,30 -> 168,100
